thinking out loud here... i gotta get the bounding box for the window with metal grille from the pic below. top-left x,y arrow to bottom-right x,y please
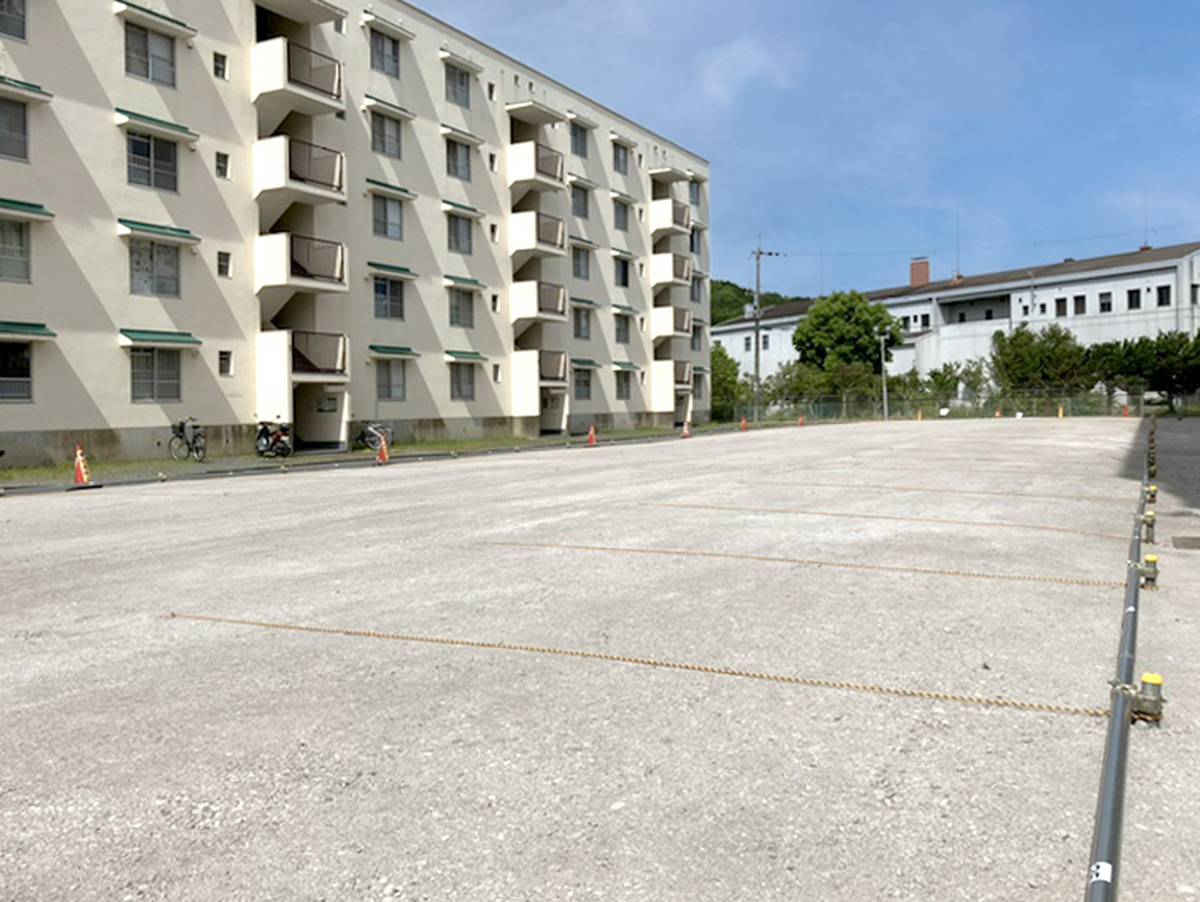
376,359 -> 406,400
129,239 -> 180,296
447,214 -> 472,254
131,348 -> 181,402
449,362 -> 475,400
573,307 -> 590,340
0,0 -> 26,39
445,63 -> 470,108
218,350 -> 233,376
612,143 -> 629,175
215,151 -> 230,179
571,185 -> 589,218
372,195 -> 403,240
213,52 -> 228,79
370,29 -> 401,77
127,132 -> 177,191
0,219 -> 29,283
0,98 -> 26,160
570,122 -> 587,157
374,277 -> 404,319
125,23 -> 175,86
217,251 -> 231,277
449,288 -> 474,327
572,246 -> 590,280
691,325 -> 702,351
370,112 -> 402,158
615,258 -> 630,287
690,277 -> 702,303
615,314 -> 631,344
446,138 -> 471,180
1099,292 -> 1112,313
616,370 -> 631,400
689,179 -> 701,205
573,368 -> 591,400
0,341 -> 31,402
693,374 -> 705,399
613,200 -> 629,231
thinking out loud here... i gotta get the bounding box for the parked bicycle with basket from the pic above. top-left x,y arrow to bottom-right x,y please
168,417 -> 207,462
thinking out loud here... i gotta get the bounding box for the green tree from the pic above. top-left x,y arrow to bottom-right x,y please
710,343 -> 746,421
792,291 -> 902,372
924,363 -> 961,406
825,360 -> 879,408
710,280 -> 752,325
960,359 -> 988,405
990,324 -> 1090,394
1144,332 -> 1200,410
1085,341 -> 1126,411
763,361 -> 828,404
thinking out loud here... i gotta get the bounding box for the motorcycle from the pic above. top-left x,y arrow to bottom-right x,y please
354,422 -> 393,451
255,421 -> 293,457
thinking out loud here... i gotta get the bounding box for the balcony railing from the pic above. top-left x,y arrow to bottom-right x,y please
673,253 -> 692,280
287,42 -> 342,99
672,200 -> 690,228
673,306 -> 692,333
292,330 -> 347,375
540,350 -> 568,382
289,138 -> 344,192
538,281 -> 566,315
535,144 -> 564,180
537,212 -> 565,249
290,234 -> 345,283
674,360 -> 693,384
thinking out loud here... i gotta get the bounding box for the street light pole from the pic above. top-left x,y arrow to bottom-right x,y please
751,242 -> 781,423
879,331 -> 889,421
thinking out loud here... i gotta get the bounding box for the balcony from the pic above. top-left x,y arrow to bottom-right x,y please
253,135 -> 346,228
509,211 -> 566,265
255,233 -> 348,321
252,38 -> 343,135
290,329 -> 349,382
511,349 -> 569,418
508,141 -> 565,203
674,359 -> 694,386
650,198 -> 691,237
255,0 -> 346,25
651,252 -> 693,289
255,329 -> 349,440
511,280 -> 567,327
650,305 -> 693,341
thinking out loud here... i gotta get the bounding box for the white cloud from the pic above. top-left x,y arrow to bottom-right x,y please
697,36 -> 789,107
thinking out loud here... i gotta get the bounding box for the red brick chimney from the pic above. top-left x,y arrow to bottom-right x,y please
910,257 -> 930,287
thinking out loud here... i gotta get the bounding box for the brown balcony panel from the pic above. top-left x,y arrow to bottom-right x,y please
673,254 -> 691,280
292,330 -> 346,374
536,213 -> 565,248
674,360 -> 692,383
535,144 -> 564,180
290,235 -> 344,282
538,282 -> 566,315
540,350 -> 567,381
673,201 -> 690,227
289,138 -> 344,191
287,42 -> 342,99
673,307 -> 690,332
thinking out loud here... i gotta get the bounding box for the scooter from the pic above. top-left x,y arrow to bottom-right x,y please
255,421 -> 293,457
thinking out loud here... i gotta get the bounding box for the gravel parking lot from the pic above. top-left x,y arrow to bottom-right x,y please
2,417 -> 1197,901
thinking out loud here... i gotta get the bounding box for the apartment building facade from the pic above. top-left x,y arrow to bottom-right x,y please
0,0 -> 711,465
711,243 -> 1200,380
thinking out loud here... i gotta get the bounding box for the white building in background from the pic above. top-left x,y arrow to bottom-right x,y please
0,0 -> 711,465
711,242 -> 1200,380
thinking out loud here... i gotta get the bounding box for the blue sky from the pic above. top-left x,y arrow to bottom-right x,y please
424,0 -> 1199,297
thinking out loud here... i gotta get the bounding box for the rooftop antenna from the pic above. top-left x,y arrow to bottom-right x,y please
955,208 -> 961,278
1142,188 -> 1150,250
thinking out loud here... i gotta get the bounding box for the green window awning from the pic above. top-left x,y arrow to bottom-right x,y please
694,366 -> 710,374
613,361 -> 640,372
441,198 -> 484,218
363,94 -> 416,119
118,218 -> 200,244
612,303 -> 638,314
119,328 -> 202,347
570,297 -> 600,308
114,107 -> 199,142
569,234 -> 597,248
0,197 -> 54,220
368,261 -> 418,279
445,350 -> 487,363
370,344 -> 420,358
366,177 -> 416,200
0,321 -> 56,339
611,248 -> 635,260
114,1 -> 197,37
571,357 -> 601,369
444,274 -> 485,289
0,75 -> 52,100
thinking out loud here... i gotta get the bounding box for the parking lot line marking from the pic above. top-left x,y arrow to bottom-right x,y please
652,502 -> 1127,541
751,480 -> 1126,505
487,541 -> 1124,589
169,613 -> 1109,719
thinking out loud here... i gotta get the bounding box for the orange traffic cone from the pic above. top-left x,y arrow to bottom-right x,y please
587,424 -> 597,447
1122,405 -> 1130,417
73,444 -> 92,486
740,416 -> 748,432
797,415 -> 805,427
681,420 -> 693,439
375,433 -> 390,465
994,408 -> 1001,418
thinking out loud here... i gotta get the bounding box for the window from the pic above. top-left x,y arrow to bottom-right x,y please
572,246 -> 590,280
372,195 -> 403,240
131,348 -> 181,402
613,200 -> 629,232
0,98 -> 27,160
489,223 -> 498,243
0,0 -> 26,39
447,214 -> 472,254
1127,288 -> 1141,310
921,313 -> 930,328
743,335 -> 751,352
1074,295 -> 1086,315
901,315 -> 910,330
956,312 -> 966,323
371,112 -> 402,158
218,350 -> 233,376
1193,286 -> 1198,306
615,370 -> 631,400
985,309 -> 994,320
334,16 -> 346,34
571,185 -> 589,218
690,277 -> 703,303
446,138 -> 471,181
0,219 -> 29,282
1021,305 -> 1030,317
570,122 -> 588,157
376,359 -> 406,400
488,152 -> 498,172
216,251 -> 231,278
127,132 -> 177,191
445,63 -> 470,108
612,142 -> 629,175
1054,297 -> 1066,317
370,29 -> 401,78
213,52 -> 228,80
573,368 -> 591,400
449,362 -> 475,400
690,229 -> 701,254
215,151 -> 230,179
615,314 -> 631,344
490,293 -> 499,313
573,306 -> 591,339
129,239 -> 180,296
125,23 -> 175,86
492,364 -> 502,383
374,277 -> 404,319
1038,303 -> 1046,314
1099,292 -> 1113,313
0,341 -> 31,401
693,374 -> 705,400
449,287 -> 474,327
689,179 -> 701,206
1157,285 -> 1172,307
691,325 -> 702,351
762,333 -> 770,350
486,82 -> 496,101
615,257 -> 630,287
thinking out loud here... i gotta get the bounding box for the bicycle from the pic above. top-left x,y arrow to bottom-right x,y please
168,417 -> 207,462
354,421 -> 393,451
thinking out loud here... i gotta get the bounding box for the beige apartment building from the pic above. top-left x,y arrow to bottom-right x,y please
0,0 -> 711,464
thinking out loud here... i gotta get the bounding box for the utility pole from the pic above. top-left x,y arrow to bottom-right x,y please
879,331 -> 889,421
751,241 -> 781,423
